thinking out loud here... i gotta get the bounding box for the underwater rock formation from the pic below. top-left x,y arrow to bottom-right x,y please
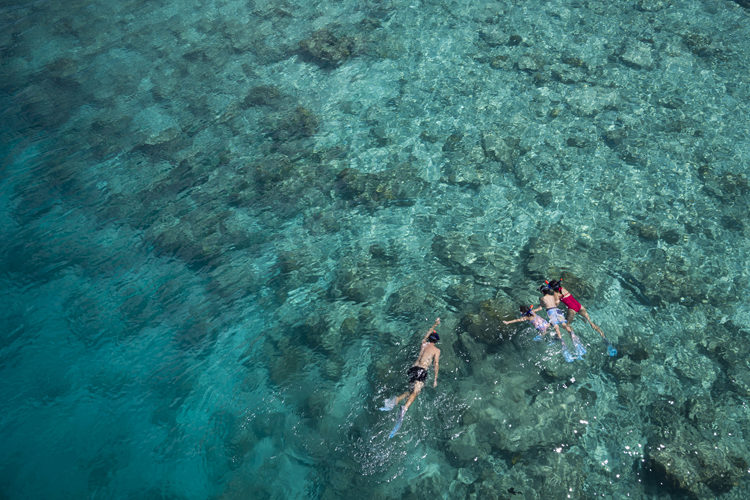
642,394 -> 750,497
132,105 -> 181,145
432,232 -> 513,283
618,40 -> 655,70
635,0 -> 672,11
385,283 -> 438,321
480,132 -> 528,168
334,166 -> 428,210
265,105 -> 319,142
457,299 -> 515,346
243,85 -> 284,108
609,356 -> 642,381
446,425 -> 491,467
645,427 -> 748,497
298,26 -> 356,68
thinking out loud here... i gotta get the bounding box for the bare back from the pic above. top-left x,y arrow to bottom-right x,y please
540,293 -> 559,309
414,342 -> 440,370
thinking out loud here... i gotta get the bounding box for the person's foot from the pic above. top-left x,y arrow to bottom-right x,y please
379,396 -> 397,411
399,405 -> 407,419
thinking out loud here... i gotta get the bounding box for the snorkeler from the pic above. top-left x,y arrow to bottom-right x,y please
546,279 -> 616,356
547,279 -> 603,335
540,284 -> 584,362
380,317 -> 441,438
503,304 -> 550,340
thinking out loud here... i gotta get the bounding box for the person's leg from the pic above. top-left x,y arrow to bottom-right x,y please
566,308 -> 577,324
404,382 -> 423,411
395,390 -> 411,405
396,367 -> 420,405
537,325 -> 550,341
552,324 -> 563,340
579,307 -> 604,336
554,323 -> 575,362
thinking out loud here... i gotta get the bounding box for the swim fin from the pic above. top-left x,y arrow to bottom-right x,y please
605,339 -> 617,357
389,406 -> 406,438
561,340 -> 575,363
571,334 -> 586,358
379,396 -> 397,411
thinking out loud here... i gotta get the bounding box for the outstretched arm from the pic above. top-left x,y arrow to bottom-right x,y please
432,350 -> 440,387
421,317 -> 441,343
503,317 -> 528,325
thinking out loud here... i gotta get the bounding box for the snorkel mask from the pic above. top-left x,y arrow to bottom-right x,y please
547,279 -> 563,292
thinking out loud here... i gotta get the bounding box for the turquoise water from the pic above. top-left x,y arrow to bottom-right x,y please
2,0 -> 750,498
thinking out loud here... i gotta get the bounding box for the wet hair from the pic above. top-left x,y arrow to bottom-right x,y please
547,279 -> 562,292
539,285 -> 554,295
427,331 -> 440,343
519,304 -> 532,316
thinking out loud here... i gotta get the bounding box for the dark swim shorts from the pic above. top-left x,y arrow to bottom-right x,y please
407,366 -> 428,384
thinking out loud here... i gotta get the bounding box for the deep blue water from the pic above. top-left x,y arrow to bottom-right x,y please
2,0 -> 750,498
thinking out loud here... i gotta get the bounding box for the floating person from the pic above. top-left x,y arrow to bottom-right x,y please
547,279 -> 617,356
539,284 -> 585,362
503,304 -> 550,341
546,279 -> 603,333
380,317 -> 441,438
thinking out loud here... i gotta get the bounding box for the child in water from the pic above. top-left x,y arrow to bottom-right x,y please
539,284 -> 584,362
503,304 -> 550,340
546,278 -> 617,356
503,299 -> 579,362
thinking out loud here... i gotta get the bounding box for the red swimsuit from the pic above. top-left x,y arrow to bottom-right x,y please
561,293 -> 582,312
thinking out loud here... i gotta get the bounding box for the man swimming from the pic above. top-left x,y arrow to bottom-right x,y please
380,318 -> 441,437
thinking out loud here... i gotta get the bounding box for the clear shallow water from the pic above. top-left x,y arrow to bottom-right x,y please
1,0 -> 750,498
